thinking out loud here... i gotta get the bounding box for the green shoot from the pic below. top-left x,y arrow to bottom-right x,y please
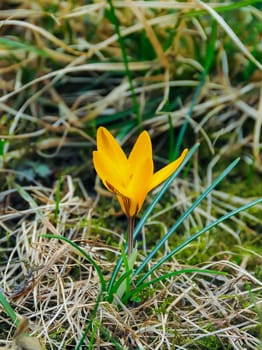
54,176 -> 62,222
0,292 -> 18,326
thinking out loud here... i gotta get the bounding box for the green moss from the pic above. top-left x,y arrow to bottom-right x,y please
130,284 -> 155,304
254,264 -> 262,282
188,335 -> 232,350
220,175 -> 262,198
48,327 -> 68,348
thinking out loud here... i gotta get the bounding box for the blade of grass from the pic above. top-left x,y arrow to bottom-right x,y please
0,139 -> 6,168
96,108 -> 134,126
107,270 -> 133,303
107,143 -> 199,294
125,268 -> 226,302
246,282 -> 262,348
121,248 -> 133,295
183,0 -> 260,19
87,319 -> 126,350
0,38 -> 48,57
54,176 -> 62,222
196,0 -> 262,70
76,292 -> 102,350
0,291 -> 18,326
99,324 -> 125,350
108,248 -> 137,303
88,319 -> 100,350
134,157 -> 240,278
0,139 -> 6,156
246,283 -> 262,324
174,19 -> 217,158
135,197 -> 262,287
106,0 -> 141,128
168,114 -> 175,161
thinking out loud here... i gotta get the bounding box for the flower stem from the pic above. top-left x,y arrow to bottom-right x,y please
128,216 -> 135,256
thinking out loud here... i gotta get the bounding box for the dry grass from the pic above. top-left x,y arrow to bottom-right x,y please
0,0 -> 262,349
0,179 -> 262,349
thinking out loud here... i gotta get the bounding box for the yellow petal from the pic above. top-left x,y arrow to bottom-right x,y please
128,130 -> 152,170
149,148 -> 188,191
97,127 -> 128,173
126,157 -> 153,216
112,157 -> 153,217
93,150 -> 127,194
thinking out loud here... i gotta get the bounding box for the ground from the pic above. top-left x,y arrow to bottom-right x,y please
0,1 -> 261,349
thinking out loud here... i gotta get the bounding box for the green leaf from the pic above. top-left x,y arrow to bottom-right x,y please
128,268 -> 227,301
134,157 -> 240,280
136,197 -> 262,287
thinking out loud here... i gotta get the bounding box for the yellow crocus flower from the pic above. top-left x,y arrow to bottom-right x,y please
93,126 -> 188,254
93,126 -> 188,217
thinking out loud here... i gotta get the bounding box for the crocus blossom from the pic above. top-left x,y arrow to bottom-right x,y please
93,127 -> 188,218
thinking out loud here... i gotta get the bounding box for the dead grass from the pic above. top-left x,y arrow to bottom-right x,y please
0,177 -> 261,349
0,0 -> 262,349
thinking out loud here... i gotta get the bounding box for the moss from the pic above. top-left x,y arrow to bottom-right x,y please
254,264 -> 262,282
220,175 -> 262,198
188,335 -> 232,350
48,327 -> 68,348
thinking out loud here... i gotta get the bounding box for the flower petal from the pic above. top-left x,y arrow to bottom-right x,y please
93,150 -> 127,194
149,148 -> 188,191
128,130 -> 152,170
97,127 -> 128,174
126,157 -> 154,216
